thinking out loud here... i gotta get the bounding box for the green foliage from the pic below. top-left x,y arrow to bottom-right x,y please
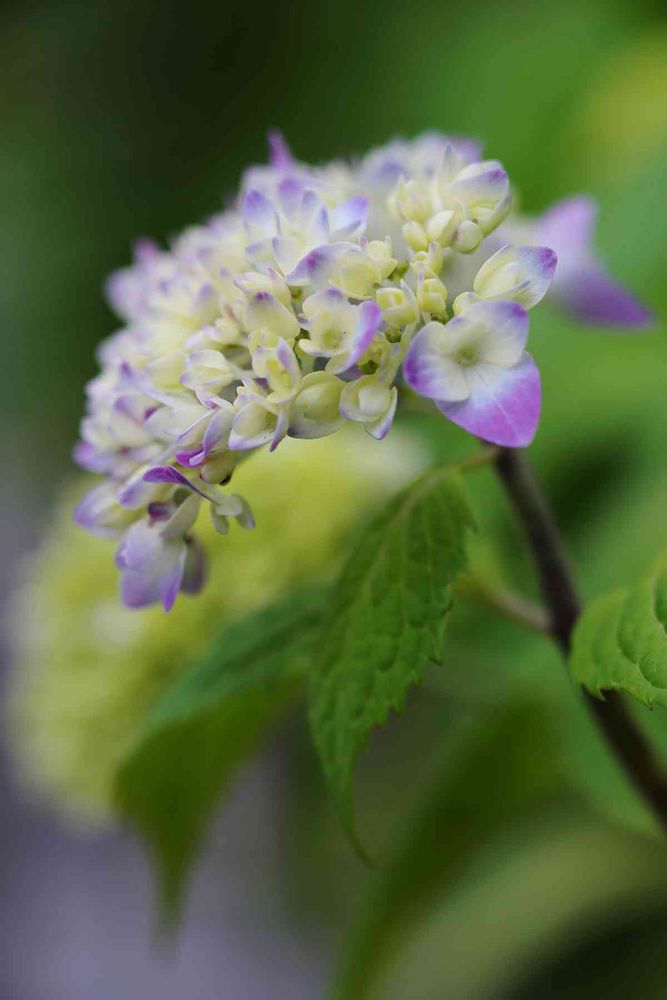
115,589 -> 325,924
570,552 -> 667,708
368,821 -> 667,1000
308,467 -> 475,845
332,701 -> 565,1000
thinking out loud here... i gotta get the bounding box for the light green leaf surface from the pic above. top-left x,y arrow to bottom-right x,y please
115,589 -> 325,924
308,466 -> 475,842
570,553 -> 667,707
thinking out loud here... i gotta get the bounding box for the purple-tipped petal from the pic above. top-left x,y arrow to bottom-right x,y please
302,194 -> 329,245
103,241 -> 163,319
559,266 -> 653,329
326,300 -> 383,375
175,447 -> 204,467
528,246 -> 558,298
450,136 -> 484,163
331,197 -> 368,239
242,190 -> 278,234
133,237 -> 160,264
285,244 -> 345,286
368,387 -> 398,440
201,406 -> 233,455
449,161 -> 509,203
158,561 -> 186,612
74,485 -> 108,532
267,130 -> 294,168
73,440 -> 108,474
116,519 -> 188,611
269,406 -> 289,452
274,337 -> 299,378
438,353 -> 541,448
143,465 -> 213,501
147,502 -> 172,522
473,245 -> 557,309
536,196 -> 598,261
143,465 -> 191,486
74,484 -> 133,538
353,299 -> 382,353
119,476 -> 160,509
104,270 -> 135,318
120,569 -> 160,609
277,176 -> 307,217
534,195 -> 652,328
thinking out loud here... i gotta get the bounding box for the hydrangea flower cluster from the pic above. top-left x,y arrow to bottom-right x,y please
75,132 -> 651,610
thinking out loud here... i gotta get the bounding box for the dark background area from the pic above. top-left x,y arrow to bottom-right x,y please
1,0 -> 666,996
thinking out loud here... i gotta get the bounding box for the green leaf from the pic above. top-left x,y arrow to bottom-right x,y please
115,589 -> 325,925
570,552 -> 667,708
331,701 -> 565,1000
308,466 -> 475,844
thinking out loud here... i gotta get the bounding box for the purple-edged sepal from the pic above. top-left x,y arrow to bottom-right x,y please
437,353 -> 541,448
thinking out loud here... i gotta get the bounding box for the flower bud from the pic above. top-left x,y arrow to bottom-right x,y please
376,284 -> 420,327
339,375 -> 398,440
452,220 -> 483,253
472,244 -> 557,308
417,275 -> 448,315
288,372 -> 344,439
402,220 -> 429,252
235,268 -> 292,308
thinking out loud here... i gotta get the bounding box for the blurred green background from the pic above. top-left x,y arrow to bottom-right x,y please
2,0 -> 667,997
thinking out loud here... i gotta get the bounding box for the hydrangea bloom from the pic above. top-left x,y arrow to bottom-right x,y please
75,131 -> 651,609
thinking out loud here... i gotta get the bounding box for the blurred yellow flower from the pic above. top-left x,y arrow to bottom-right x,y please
6,430 -> 424,830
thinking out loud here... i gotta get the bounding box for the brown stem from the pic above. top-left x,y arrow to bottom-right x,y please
494,446 -> 667,832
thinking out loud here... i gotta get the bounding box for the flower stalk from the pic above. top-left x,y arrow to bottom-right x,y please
493,446 -> 667,832
455,574 -> 550,635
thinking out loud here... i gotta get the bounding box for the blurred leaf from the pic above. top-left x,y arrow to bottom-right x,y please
570,551 -> 667,707
382,819 -> 667,1000
332,701 -> 565,1000
309,466 -> 475,849
509,895 -> 667,1000
115,588 -> 325,925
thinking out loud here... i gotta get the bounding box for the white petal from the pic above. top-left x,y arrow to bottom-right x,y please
403,322 -> 470,402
